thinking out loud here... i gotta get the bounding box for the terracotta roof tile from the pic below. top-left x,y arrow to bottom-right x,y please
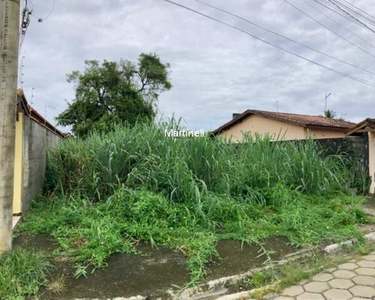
212,109 -> 356,136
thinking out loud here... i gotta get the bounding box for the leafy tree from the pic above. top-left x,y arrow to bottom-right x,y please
57,53 -> 172,136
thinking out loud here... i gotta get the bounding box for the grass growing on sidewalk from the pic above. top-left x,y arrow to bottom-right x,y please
232,244 -> 375,299
0,248 -> 53,300
17,122 -> 369,284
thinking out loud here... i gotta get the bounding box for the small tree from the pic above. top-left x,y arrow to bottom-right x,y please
57,53 -> 172,136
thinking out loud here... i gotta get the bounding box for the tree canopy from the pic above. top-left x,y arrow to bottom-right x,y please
57,53 -> 172,136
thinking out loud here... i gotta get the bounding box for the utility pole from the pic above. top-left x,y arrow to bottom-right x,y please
0,0 -> 21,254
325,92 -> 331,112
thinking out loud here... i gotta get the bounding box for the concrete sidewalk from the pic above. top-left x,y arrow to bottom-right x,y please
274,252 -> 375,300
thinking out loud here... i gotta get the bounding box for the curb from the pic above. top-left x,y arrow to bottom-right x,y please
324,231 -> 375,253
174,248 -> 314,300
207,232 -> 375,300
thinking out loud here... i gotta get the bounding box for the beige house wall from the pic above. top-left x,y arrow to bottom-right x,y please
218,115 -> 346,142
369,132 -> 375,194
219,115 -> 306,141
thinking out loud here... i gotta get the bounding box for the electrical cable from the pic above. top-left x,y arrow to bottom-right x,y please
339,0 -> 375,23
327,0 -> 375,34
195,0 -> 375,76
311,0 -> 371,30
19,0 -> 31,50
329,0 -> 375,26
29,0 -> 56,22
163,0 -> 375,88
284,0 -> 375,60
306,0 -> 375,50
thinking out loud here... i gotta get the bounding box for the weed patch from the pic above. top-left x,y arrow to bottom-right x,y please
0,247 -> 53,300
231,250 -> 361,298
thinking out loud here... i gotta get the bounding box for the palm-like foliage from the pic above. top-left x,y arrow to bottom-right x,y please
324,109 -> 337,119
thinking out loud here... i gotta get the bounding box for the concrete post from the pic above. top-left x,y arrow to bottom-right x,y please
0,0 -> 21,254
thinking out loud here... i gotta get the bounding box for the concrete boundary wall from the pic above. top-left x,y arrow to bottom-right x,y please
314,135 -> 369,170
13,90 -> 64,214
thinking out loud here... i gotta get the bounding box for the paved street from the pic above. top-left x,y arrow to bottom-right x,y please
274,252 -> 375,300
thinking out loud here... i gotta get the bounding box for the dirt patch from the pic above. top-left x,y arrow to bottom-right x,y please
365,196 -> 375,209
40,244 -> 189,299
13,233 -> 58,252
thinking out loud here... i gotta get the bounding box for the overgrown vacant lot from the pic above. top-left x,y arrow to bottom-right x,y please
16,122 -> 369,284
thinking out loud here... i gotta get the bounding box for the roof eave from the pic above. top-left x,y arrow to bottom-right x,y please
211,109 -> 251,136
212,110 -> 353,136
346,118 -> 375,136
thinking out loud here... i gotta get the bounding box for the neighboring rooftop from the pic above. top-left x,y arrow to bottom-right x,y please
346,118 -> 375,136
212,109 -> 356,136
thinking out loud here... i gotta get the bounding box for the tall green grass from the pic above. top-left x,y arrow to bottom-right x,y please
18,121 -> 367,284
48,121 -> 349,202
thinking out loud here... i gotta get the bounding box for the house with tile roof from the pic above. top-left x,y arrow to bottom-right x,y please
212,109 -> 356,142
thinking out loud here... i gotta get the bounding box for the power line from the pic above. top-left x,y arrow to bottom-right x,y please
29,0 -> 56,22
195,0 -> 375,76
327,0 -> 375,34
311,0 -> 371,30
311,0 -> 375,34
305,0 -> 375,50
284,0 -> 375,60
163,0 -> 375,88
39,0 -> 56,21
339,0 -> 375,23
330,0 -> 375,26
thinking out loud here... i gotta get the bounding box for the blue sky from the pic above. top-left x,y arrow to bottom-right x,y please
20,0 -> 375,131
